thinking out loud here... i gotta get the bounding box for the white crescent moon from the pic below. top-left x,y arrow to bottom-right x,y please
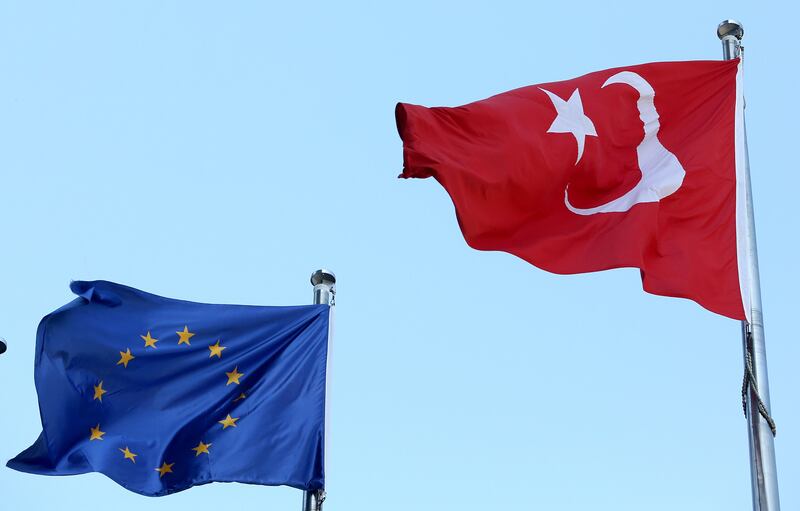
564,71 -> 686,215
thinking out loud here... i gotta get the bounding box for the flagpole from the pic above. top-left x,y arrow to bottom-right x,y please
717,20 -> 781,511
303,269 -> 336,511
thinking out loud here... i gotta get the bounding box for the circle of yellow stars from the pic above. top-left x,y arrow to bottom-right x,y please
88,325 -> 249,480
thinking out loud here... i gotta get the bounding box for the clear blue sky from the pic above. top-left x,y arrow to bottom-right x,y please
1,1 -> 797,510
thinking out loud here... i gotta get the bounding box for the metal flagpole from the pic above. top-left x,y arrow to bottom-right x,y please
717,20 -> 781,511
303,269 -> 336,511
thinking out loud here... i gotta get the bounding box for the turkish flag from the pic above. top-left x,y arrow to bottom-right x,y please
396,59 -> 749,320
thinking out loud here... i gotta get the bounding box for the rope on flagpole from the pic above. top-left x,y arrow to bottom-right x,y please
741,329 -> 777,436
315,489 -> 327,506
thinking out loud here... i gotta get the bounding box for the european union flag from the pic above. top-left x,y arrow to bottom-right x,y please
7,280 -> 331,496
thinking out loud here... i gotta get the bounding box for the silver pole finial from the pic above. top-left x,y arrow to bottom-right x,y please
310,269 -> 336,287
310,269 -> 336,307
718,20 -> 744,59
717,19 -> 744,40
0,338 -> 6,355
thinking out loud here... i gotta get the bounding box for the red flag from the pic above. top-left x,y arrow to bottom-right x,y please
396,59 -> 749,320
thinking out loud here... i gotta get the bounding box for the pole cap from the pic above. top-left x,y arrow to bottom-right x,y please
310,269 -> 336,287
0,338 -> 7,355
717,20 -> 744,40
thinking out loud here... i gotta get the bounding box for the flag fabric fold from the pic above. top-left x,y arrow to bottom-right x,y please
8,280 -> 330,496
396,58 -> 748,320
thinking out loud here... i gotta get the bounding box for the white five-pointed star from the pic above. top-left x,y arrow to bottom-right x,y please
540,87 -> 597,164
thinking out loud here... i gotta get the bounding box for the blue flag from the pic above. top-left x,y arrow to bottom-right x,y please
7,280 -> 330,496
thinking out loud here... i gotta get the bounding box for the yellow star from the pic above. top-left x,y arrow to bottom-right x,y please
89,424 -> 105,441
155,461 -> 174,478
176,326 -> 195,346
233,392 -> 246,402
218,414 -> 239,429
119,446 -> 138,463
117,348 -> 135,368
225,366 -> 244,385
192,441 -> 212,456
93,381 -> 108,402
141,331 -> 158,349
208,340 -> 226,359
